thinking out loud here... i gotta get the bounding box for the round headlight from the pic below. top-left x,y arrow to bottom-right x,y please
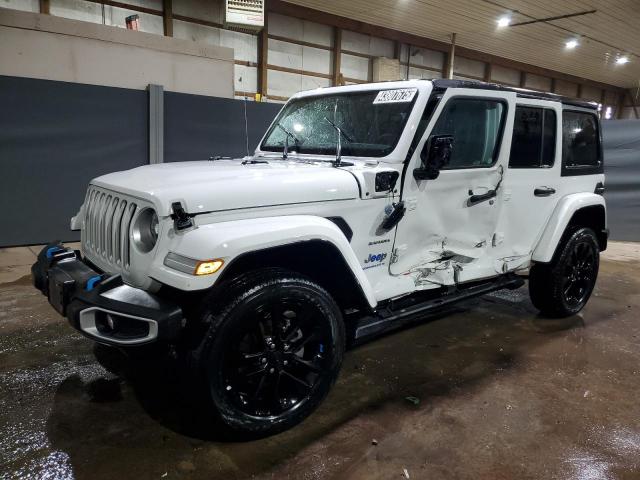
132,208 -> 159,253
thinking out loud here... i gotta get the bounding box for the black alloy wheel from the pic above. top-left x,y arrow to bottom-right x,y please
220,295 -> 334,418
529,227 -> 600,318
561,239 -> 597,309
196,269 -> 345,438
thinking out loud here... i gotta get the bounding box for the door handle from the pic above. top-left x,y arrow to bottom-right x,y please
534,187 -> 556,197
468,189 -> 497,205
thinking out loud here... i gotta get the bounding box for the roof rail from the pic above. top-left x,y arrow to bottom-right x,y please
431,79 -> 599,110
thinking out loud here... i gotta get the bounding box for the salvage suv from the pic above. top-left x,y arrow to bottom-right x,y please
33,79 -> 607,437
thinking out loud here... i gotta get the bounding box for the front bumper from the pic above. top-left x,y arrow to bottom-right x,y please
32,244 -> 183,346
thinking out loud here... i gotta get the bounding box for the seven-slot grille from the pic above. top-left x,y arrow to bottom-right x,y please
83,186 -> 138,270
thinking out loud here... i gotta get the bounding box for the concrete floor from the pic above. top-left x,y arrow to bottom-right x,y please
1,242 -> 639,479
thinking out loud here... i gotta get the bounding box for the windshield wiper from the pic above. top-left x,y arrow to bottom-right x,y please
323,117 -> 354,167
276,123 -> 300,159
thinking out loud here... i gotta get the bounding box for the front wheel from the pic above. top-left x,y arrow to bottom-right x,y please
195,269 -> 345,439
529,227 -> 600,318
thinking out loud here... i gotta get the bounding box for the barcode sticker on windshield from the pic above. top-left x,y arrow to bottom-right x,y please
373,88 -> 417,104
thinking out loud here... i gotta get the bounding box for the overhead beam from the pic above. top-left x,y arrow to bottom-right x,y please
509,10 -> 596,27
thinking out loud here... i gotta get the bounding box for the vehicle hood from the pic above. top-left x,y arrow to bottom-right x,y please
91,159 -> 359,216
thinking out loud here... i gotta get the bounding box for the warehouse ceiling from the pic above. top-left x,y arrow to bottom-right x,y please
284,0 -> 640,89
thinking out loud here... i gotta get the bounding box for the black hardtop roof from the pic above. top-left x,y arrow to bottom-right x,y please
430,78 -> 599,110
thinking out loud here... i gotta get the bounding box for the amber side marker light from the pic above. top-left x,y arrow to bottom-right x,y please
195,259 -> 224,275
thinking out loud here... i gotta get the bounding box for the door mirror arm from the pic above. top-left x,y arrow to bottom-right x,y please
413,135 -> 454,181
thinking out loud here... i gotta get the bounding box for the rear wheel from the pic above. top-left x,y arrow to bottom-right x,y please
529,227 -> 600,317
195,269 -> 345,438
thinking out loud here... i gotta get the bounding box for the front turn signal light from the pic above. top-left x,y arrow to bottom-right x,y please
194,259 -> 224,275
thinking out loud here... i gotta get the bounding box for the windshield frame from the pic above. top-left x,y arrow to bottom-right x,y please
255,83 -> 430,163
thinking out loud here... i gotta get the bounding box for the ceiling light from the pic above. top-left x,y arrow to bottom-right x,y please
497,15 -> 511,27
616,56 -> 630,65
565,39 -> 579,49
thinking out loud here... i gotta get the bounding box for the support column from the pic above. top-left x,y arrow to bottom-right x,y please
163,0 -> 173,37
257,15 -> 269,98
332,27 -> 342,86
484,63 -> 492,82
632,89 -> 640,119
148,84 -> 164,164
39,0 -> 50,14
616,91 -> 627,119
444,33 -> 456,80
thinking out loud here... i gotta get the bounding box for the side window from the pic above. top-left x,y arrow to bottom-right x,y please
562,111 -> 602,172
509,107 -> 556,168
429,98 -> 506,169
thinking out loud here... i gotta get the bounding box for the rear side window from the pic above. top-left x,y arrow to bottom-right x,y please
562,110 -> 603,175
429,97 -> 506,169
509,107 -> 556,168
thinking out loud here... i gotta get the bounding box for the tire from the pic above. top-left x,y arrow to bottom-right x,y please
194,268 -> 345,439
529,227 -> 600,318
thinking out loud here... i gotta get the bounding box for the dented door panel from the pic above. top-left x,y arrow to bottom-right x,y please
391,88 -> 517,286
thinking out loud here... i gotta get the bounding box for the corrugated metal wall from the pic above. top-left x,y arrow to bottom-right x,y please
603,120 -> 640,242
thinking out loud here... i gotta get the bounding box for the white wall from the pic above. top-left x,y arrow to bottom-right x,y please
0,8 -> 234,97
491,64 -> 520,86
0,0 -> 38,12
525,73 -> 551,92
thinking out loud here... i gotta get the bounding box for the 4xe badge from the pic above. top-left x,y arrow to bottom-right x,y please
364,252 -> 387,269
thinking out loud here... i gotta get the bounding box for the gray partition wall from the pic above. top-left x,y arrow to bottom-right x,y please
0,75 -> 281,247
0,75 -> 149,247
603,120 -> 640,242
164,92 -> 282,161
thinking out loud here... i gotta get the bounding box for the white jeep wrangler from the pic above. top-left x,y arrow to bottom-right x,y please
33,79 -> 607,438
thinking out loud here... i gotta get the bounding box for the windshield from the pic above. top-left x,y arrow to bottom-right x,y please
260,89 -> 418,158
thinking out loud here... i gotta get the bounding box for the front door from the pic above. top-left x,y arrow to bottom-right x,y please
391,88 -> 516,286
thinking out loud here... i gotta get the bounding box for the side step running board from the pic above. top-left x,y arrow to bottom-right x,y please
353,274 -> 524,343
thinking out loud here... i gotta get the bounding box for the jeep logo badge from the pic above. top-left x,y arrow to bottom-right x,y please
364,253 -> 387,264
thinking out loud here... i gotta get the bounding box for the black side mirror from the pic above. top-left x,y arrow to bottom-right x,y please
413,135 -> 453,181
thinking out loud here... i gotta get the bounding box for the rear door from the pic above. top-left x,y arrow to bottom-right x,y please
497,99 -> 562,264
391,87 -> 516,284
